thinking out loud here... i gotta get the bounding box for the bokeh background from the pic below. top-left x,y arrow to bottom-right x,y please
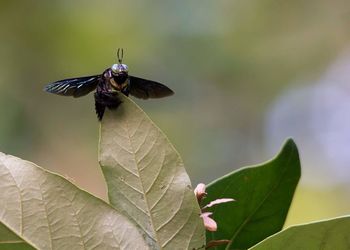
1,0 -> 350,227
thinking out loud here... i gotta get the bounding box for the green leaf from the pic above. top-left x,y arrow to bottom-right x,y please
250,216 -> 350,250
0,152 -> 149,250
205,139 -> 301,250
99,95 -> 205,250
0,224 -> 34,250
0,242 -> 34,250
0,223 -> 24,242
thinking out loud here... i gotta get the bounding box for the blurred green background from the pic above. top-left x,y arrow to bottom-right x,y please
1,0 -> 350,227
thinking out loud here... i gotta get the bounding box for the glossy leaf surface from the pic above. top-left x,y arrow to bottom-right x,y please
205,139 -> 301,249
250,216 -> 350,250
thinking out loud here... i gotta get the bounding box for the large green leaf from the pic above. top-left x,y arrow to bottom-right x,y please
250,216 -> 350,250
0,224 -> 34,250
0,243 -> 33,250
0,152 -> 149,250
205,139 -> 301,249
99,95 -> 205,249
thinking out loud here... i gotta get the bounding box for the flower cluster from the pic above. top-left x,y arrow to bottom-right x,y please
194,183 -> 234,249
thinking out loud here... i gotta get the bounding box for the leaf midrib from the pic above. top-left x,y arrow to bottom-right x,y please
125,117 -> 162,249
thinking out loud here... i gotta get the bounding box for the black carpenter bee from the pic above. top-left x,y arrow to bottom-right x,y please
44,49 -> 174,120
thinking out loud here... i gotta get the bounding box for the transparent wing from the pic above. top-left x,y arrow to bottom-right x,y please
129,76 -> 174,99
44,75 -> 100,98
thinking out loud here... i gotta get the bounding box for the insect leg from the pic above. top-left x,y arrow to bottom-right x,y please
94,93 -> 106,121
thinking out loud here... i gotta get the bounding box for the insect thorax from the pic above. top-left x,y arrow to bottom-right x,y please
108,72 -> 129,92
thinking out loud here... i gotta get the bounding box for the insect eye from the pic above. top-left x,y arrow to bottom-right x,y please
111,64 -> 128,74
111,64 -> 119,73
121,64 -> 128,72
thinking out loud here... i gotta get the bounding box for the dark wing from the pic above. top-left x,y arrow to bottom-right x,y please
129,76 -> 174,99
44,75 -> 100,98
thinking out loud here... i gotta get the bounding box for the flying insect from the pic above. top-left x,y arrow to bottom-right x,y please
44,49 -> 174,120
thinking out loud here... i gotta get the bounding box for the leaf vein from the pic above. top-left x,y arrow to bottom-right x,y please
117,188 -> 149,216
111,155 -> 139,178
161,198 -> 194,248
136,132 -> 160,164
145,150 -> 165,194
119,178 -> 143,194
1,163 -> 24,237
156,180 -> 186,232
150,172 -> 176,211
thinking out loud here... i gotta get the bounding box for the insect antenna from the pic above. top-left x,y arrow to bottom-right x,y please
117,48 -> 124,63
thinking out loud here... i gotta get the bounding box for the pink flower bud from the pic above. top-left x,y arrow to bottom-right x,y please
203,198 -> 234,209
200,212 -> 217,231
194,183 -> 206,201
